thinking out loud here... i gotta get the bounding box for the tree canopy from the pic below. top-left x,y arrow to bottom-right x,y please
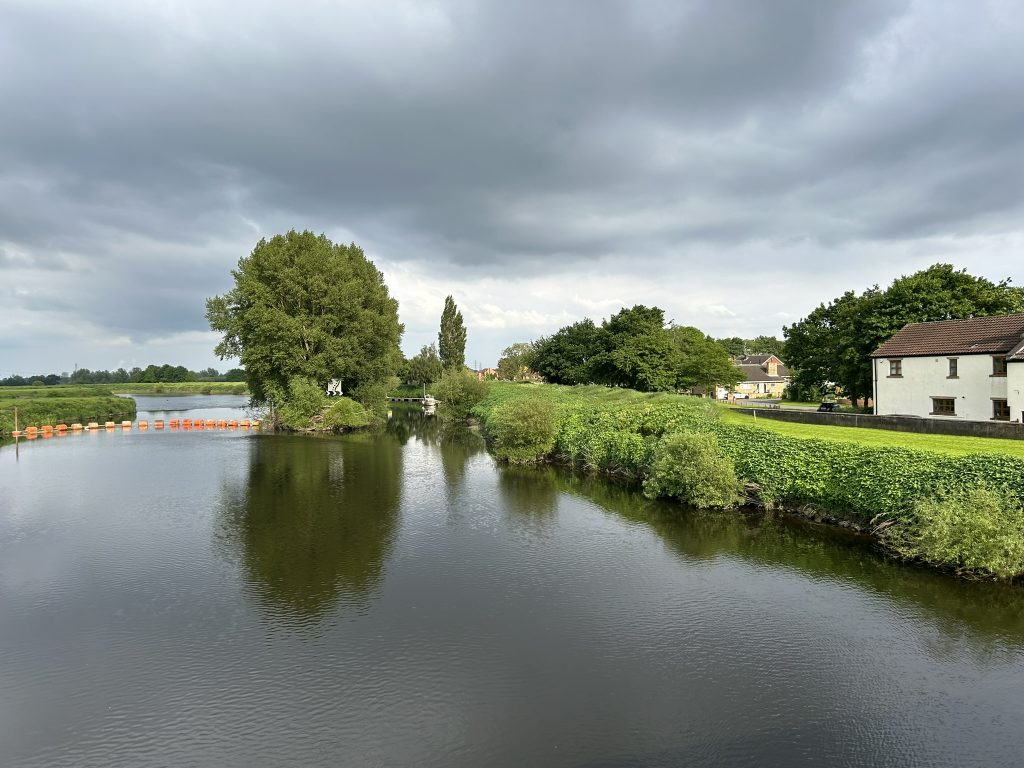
406,343 -> 443,387
438,295 -> 467,370
532,306 -> 744,394
206,230 -> 403,406
496,342 -> 538,381
784,264 -> 1024,403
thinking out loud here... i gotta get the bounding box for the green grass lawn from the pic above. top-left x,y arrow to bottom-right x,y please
719,408 -> 1024,458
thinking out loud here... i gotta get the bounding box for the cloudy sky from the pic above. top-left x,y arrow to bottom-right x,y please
2,0 -> 1023,375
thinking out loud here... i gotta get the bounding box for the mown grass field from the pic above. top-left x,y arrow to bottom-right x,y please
719,408 -> 1024,458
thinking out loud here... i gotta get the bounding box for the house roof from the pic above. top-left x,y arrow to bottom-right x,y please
737,364 -> 790,382
737,354 -> 779,366
870,314 -> 1024,359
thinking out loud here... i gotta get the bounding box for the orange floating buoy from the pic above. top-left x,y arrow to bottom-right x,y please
195,421 -> 205,430
41,425 -> 53,434
168,419 -> 179,428
25,426 -> 38,435
104,421 -> 115,428
138,420 -> 149,429
11,430 -> 23,437
252,420 -> 261,428
205,419 -> 215,428
182,420 -> 192,430
228,420 -> 238,428
121,421 -> 132,429
26,432 -> 37,440
240,419 -> 250,428
154,420 -> 164,429
87,422 -> 99,430
71,423 -> 83,431
215,420 -> 225,429
56,424 -> 68,432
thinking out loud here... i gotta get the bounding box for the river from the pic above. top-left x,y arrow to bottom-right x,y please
1,395 -> 1022,767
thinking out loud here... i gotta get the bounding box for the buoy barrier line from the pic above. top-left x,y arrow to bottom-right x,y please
6,419 -> 262,438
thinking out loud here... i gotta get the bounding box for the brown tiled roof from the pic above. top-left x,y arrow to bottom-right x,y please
736,364 -> 789,382
871,314 -> 1024,358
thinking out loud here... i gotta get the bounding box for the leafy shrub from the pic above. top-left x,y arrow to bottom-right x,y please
879,486 -> 1024,579
643,431 -> 742,508
320,397 -> 371,430
435,369 -> 488,420
277,377 -> 328,430
485,398 -> 557,463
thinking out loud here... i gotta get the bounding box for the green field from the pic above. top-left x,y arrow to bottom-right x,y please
719,409 -> 1024,458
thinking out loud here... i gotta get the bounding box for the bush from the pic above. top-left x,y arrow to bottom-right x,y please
277,377 -> 328,430
643,431 -> 743,508
485,398 -> 557,463
320,397 -> 371,430
435,369 -> 488,420
879,486 -> 1024,579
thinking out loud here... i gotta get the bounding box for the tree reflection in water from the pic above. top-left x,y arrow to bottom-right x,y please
217,433 -> 402,620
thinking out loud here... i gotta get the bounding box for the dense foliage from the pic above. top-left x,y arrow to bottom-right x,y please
472,383 -> 1024,578
785,264 -> 1024,404
879,487 -> 1024,579
715,335 -> 786,358
276,377 -> 371,431
496,342 -> 538,381
406,343 -> 443,387
206,230 -> 403,410
434,369 -> 488,420
531,306 -> 740,393
643,432 -> 742,508
485,398 -> 557,463
1,365 -> 246,386
438,295 -> 467,370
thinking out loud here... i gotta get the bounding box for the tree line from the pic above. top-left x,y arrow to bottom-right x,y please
1,365 -> 246,387
784,264 -> 1024,403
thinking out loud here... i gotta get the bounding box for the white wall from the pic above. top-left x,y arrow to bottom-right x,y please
874,354 -> 1011,421
1009,362 -> 1024,423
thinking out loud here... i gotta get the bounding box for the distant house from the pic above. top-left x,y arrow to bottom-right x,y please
722,354 -> 791,399
475,367 -> 498,381
871,314 -> 1024,422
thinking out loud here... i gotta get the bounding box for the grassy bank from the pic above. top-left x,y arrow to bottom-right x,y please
1,386 -> 136,433
108,382 -> 248,395
472,383 -> 1024,578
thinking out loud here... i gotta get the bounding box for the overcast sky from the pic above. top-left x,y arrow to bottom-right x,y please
2,0 -> 1023,375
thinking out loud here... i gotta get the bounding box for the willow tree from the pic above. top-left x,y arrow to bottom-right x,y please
206,230 -> 403,408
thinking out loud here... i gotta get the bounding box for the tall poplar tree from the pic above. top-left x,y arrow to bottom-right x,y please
438,295 -> 467,370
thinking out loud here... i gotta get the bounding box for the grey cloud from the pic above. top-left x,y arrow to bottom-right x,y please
1,0 -> 1023,370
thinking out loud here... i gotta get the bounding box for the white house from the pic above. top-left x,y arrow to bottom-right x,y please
871,314 -> 1024,423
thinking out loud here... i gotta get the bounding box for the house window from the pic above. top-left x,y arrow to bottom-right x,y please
993,356 -> 1007,376
948,358 -> 958,378
888,359 -> 902,377
931,397 -> 956,416
993,399 -> 1010,421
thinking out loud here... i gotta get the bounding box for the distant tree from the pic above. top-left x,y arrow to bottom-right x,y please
749,336 -> 786,358
496,342 -> 537,381
672,326 -> 744,395
407,343 -> 443,387
223,368 -> 247,382
785,264 -> 1024,405
609,332 -> 682,392
533,319 -> 608,385
206,230 -> 403,408
716,337 -> 747,357
438,295 -> 467,370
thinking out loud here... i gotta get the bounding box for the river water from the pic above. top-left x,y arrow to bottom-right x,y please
1,396 -> 1022,767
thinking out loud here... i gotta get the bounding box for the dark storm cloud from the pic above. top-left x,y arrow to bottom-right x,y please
1,0 -> 1023,367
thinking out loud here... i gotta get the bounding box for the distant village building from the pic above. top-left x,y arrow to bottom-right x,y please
474,367 -> 498,381
721,354 -> 791,399
871,314 -> 1024,422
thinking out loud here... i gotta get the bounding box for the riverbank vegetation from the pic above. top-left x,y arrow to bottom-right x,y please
473,383 -> 1024,579
108,382 -> 248,395
0,386 -> 136,433
206,230 -> 404,426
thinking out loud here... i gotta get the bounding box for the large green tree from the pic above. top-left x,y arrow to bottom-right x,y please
672,326 -> 744,394
206,230 -> 403,407
532,319 -> 608,385
407,343 -> 443,387
784,264 -> 1024,403
496,342 -> 538,381
438,295 -> 467,370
